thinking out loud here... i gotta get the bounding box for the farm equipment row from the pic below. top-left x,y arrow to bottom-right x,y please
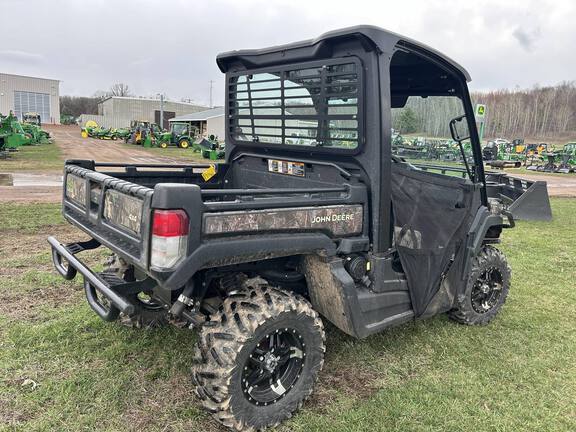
80,120 -> 226,159
0,111 -> 52,157
482,138 -> 576,173
392,132 -> 472,163
394,132 -> 576,174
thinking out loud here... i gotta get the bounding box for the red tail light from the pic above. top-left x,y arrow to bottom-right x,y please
152,210 -> 189,237
151,210 -> 189,269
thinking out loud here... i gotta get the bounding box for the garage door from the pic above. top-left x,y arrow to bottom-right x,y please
14,91 -> 51,123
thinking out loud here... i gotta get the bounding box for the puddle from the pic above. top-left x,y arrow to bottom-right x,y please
0,173 -> 13,186
1,173 -> 63,187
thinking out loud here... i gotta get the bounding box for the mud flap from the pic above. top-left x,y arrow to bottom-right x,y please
301,255 -> 357,336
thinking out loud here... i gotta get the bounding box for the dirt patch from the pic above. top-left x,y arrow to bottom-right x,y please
45,125 -> 199,164
0,225 -> 103,322
0,186 -> 62,203
307,362 -> 381,412
0,225 -> 81,262
0,284 -> 83,322
0,125 -> 205,204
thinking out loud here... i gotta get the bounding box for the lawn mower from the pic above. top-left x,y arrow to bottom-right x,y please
81,120 -> 99,138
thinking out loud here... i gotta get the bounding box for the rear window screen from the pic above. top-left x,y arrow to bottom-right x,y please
228,59 -> 361,149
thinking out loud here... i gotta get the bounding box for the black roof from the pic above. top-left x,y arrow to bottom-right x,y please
216,25 -> 471,82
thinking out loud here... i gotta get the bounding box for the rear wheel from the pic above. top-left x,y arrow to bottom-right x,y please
449,245 -> 511,325
192,283 -> 325,431
178,138 -> 190,149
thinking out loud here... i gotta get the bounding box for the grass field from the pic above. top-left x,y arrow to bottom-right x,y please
0,144 -> 63,172
1,200 -> 575,431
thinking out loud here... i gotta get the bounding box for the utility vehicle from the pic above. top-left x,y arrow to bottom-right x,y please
50,26 -> 515,431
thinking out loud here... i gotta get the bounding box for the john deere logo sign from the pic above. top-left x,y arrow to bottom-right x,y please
475,104 -> 486,120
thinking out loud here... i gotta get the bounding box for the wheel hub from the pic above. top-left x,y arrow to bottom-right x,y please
471,266 -> 503,314
263,352 -> 279,372
241,328 -> 305,405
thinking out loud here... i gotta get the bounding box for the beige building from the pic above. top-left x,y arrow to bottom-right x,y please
169,107 -> 225,138
80,96 -> 209,129
0,73 -> 60,124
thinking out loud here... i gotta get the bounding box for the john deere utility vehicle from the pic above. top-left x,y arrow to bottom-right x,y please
50,26 -> 520,430
157,122 -> 199,149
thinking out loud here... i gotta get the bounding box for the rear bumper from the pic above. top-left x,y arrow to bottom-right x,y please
48,236 -> 156,320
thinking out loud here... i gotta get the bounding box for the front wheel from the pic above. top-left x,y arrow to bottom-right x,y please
178,138 -> 190,149
449,245 -> 511,325
192,283 -> 325,431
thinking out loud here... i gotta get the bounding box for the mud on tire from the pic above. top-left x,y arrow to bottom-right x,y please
449,245 -> 511,325
192,283 -> 325,431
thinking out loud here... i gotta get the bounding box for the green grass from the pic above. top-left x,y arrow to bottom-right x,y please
0,144 -> 63,172
1,200 -> 575,431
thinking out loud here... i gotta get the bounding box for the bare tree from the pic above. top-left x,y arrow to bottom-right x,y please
108,83 -> 133,97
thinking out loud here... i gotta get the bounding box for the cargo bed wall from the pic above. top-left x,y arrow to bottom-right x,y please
230,154 -> 350,190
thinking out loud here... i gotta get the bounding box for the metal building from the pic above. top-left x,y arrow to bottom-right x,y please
169,107 -> 225,139
80,96 -> 209,129
0,73 -> 60,124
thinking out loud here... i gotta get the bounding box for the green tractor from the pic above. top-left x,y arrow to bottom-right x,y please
126,121 -> 163,147
157,122 -> 199,149
0,112 -> 32,149
21,112 -> 52,144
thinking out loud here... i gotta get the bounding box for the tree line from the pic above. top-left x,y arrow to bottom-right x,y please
59,83 -> 133,118
391,81 -> 576,140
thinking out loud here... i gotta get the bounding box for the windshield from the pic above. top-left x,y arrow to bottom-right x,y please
228,59 -> 362,150
172,123 -> 188,135
391,95 -> 472,173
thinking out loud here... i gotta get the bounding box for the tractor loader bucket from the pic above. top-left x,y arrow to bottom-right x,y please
485,172 -> 552,221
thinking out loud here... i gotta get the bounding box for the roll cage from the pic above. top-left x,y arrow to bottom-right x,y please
217,25 -> 487,254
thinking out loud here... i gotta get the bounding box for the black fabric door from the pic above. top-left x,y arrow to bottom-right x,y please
391,163 -> 476,317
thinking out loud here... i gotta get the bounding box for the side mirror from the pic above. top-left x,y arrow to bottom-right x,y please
449,115 -> 470,142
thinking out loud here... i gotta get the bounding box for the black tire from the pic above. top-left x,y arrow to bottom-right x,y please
449,245 -> 511,325
192,283 -> 325,431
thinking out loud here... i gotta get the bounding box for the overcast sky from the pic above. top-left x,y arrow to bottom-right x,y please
1,0 -> 574,106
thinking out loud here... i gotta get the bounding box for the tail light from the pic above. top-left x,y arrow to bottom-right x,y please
151,209 -> 189,269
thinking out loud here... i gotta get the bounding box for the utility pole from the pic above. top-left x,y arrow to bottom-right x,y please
159,93 -> 165,130
209,80 -> 214,108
